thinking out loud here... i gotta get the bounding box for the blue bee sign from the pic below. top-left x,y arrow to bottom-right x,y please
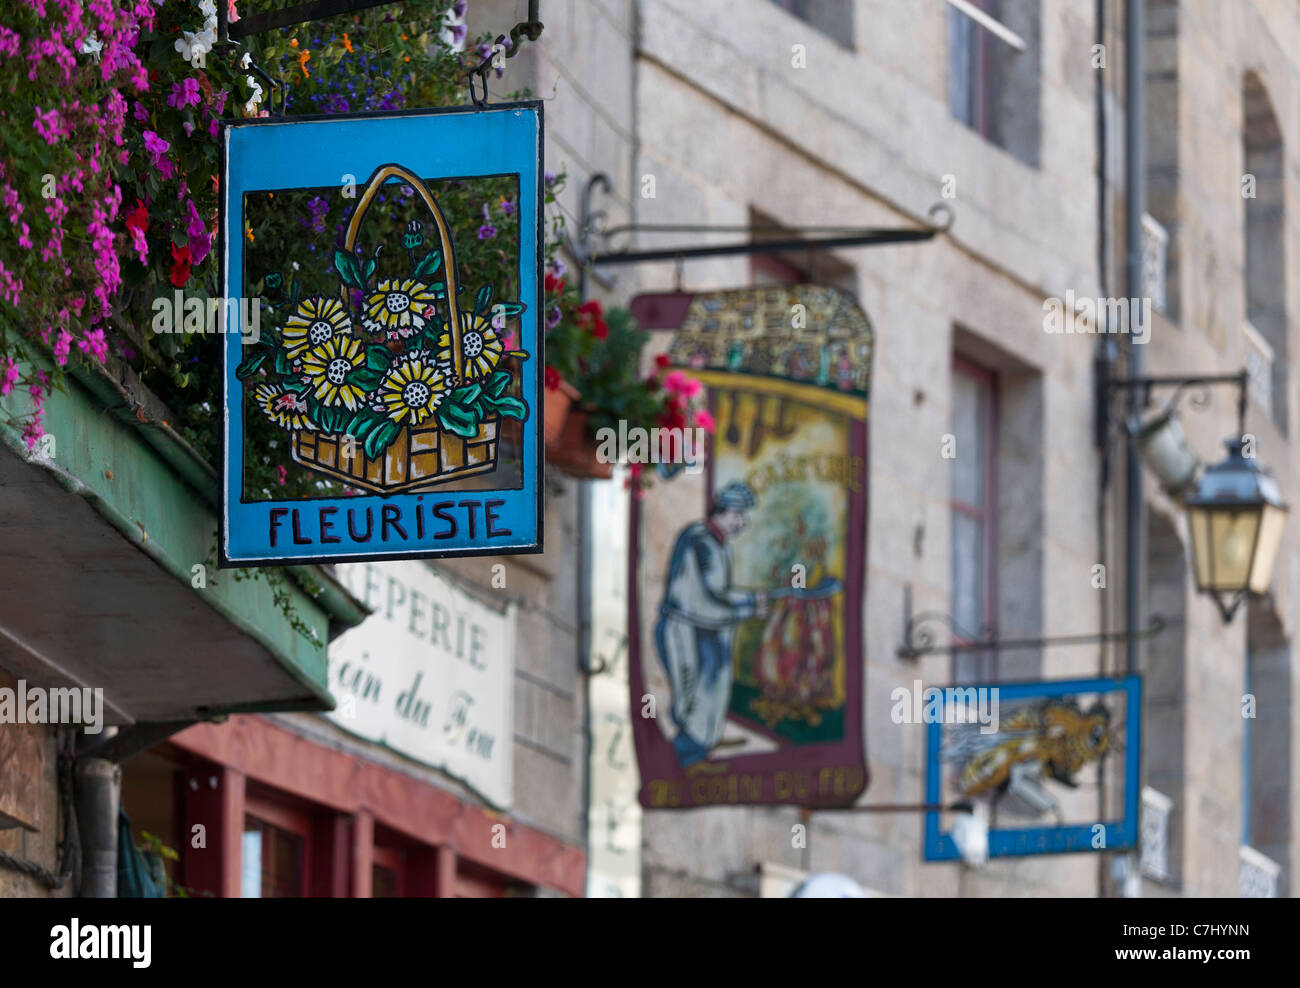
219,104 -> 544,566
923,674 -> 1141,860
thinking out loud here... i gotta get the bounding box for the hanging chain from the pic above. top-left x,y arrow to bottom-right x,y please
467,0 -> 544,107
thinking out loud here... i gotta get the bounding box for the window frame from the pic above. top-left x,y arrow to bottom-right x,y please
950,355 -> 999,682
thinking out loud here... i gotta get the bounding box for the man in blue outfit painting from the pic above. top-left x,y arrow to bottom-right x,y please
655,480 -> 768,768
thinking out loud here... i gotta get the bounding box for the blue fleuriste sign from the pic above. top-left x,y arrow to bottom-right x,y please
923,674 -> 1142,860
219,104 -> 544,566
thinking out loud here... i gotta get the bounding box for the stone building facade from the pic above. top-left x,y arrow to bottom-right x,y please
506,0 -> 1300,897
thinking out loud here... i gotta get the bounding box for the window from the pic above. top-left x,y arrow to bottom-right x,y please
1144,0 -> 1180,320
769,0 -> 853,45
240,796 -> 313,898
946,0 -> 1041,166
372,844 -> 406,898
1242,72 -> 1288,432
242,815 -> 307,898
950,357 -> 997,683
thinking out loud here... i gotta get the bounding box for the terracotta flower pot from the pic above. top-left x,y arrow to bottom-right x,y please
544,378 -> 580,445
546,408 -> 613,480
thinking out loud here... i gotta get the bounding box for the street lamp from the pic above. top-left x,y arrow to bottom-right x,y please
1183,438 -> 1289,622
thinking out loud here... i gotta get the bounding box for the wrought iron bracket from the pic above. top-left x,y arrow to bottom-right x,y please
896,592 -> 1166,660
572,172 -> 953,294
1094,352 -> 1249,450
467,0 -> 544,107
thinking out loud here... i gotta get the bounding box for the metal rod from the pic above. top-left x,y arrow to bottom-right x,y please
898,618 -> 1165,660
803,802 -> 973,815
587,229 -> 939,266
1108,372 -> 1246,390
1124,0 -> 1145,678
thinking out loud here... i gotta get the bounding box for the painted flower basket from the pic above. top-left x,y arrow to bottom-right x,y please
239,164 -> 529,496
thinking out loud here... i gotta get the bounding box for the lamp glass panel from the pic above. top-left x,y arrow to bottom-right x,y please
1207,509 -> 1261,590
1247,503 -> 1287,594
1187,506 -> 1213,589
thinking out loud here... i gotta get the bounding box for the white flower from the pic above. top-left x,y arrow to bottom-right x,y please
240,51 -> 252,69
243,75 -> 264,115
80,33 -> 103,61
174,30 -> 211,63
199,0 -> 217,18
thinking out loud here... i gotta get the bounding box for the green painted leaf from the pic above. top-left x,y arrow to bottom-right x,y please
491,395 -> 528,420
485,370 -> 511,399
412,249 -> 443,282
474,284 -> 493,314
361,258 -> 376,285
438,400 -> 481,438
451,383 -> 483,406
235,350 -> 268,381
364,419 -> 402,460
334,248 -> 364,288
273,348 -> 294,375
366,345 -> 394,372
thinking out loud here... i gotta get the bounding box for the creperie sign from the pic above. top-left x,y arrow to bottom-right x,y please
327,560 -> 515,807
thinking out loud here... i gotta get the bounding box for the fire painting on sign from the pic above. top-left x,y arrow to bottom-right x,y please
627,286 -> 870,809
219,104 -> 544,566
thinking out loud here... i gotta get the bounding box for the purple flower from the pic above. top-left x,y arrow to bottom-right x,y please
477,223 -> 497,240
452,1 -> 468,17
500,198 -> 516,216
551,257 -> 567,277
546,305 -> 561,330
167,78 -> 201,110
544,170 -> 557,186
307,196 -> 328,233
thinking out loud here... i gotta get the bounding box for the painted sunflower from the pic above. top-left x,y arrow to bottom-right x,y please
281,295 -> 352,359
378,356 -> 450,426
254,383 -> 314,431
361,278 -> 439,340
435,310 -> 506,382
301,335 -> 369,410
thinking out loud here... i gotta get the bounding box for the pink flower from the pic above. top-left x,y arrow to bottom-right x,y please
694,409 -> 716,434
275,465 -> 287,486
77,328 -> 109,364
0,359 -> 19,397
53,329 -> 72,366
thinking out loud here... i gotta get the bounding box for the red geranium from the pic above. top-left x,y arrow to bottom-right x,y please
654,353 -> 671,369
544,272 -> 566,295
169,242 -> 192,287
544,365 -> 562,391
124,199 -> 149,235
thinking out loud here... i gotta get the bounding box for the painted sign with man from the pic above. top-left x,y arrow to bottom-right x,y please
627,285 -> 870,809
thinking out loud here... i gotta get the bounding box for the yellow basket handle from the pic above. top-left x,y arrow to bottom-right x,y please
343,164 -> 464,382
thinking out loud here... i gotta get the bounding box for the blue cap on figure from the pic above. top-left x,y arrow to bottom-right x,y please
712,480 -> 757,512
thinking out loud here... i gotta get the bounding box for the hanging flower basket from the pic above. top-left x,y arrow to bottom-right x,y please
544,378 -> 580,445
546,406 -> 613,480
238,163 -> 530,495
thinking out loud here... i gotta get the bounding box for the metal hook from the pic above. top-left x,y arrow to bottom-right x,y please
926,202 -> 955,233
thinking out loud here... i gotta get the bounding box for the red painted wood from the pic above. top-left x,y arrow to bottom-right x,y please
170,716 -> 586,897
311,813 -> 351,898
351,809 -> 374,899
182,764 -> 244,899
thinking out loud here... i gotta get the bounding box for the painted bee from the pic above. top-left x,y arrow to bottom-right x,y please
942,699 -> 1112,820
